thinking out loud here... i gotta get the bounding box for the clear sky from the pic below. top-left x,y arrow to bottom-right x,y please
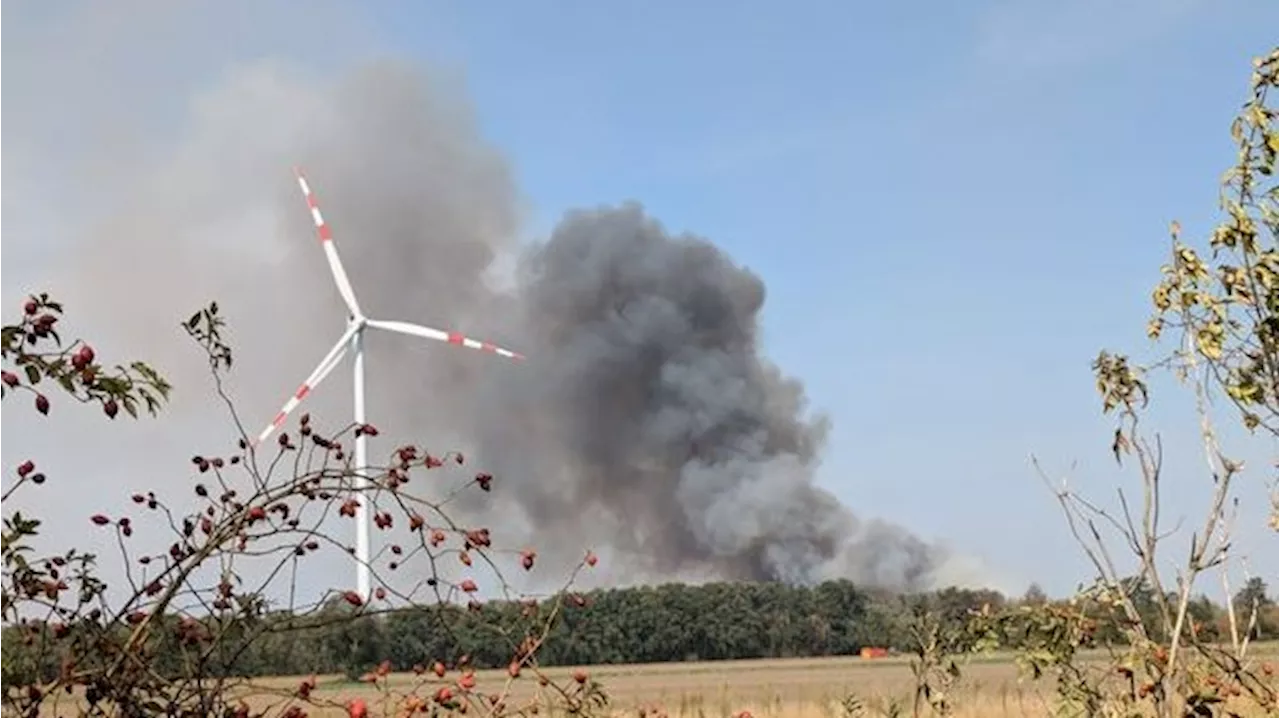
3,0 -> 1277,599
363,0 -> 1280,595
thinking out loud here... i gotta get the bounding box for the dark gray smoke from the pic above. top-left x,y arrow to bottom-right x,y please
459,205 -> 950,588
3,2 -> 979,596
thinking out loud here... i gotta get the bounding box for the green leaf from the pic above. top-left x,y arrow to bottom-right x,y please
23,365 -> 39,385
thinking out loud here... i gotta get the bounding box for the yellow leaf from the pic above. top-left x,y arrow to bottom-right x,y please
1196,329 -> 1223,360
1152,285 -> 1172,311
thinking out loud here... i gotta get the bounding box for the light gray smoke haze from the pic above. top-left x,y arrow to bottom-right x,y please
2,0 -> 974,598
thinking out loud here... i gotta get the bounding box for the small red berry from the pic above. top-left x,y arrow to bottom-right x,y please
585,551 -> 598,567
17,460 -> 35,477
1,371 -> 18,388
90,515 -> 110,526
103,399 -> 119,419
342,591 -> 363,607
23,300 -> 37,316
347,698 -> 368,718
460,578 -> 478,593
34,394 -> 49,415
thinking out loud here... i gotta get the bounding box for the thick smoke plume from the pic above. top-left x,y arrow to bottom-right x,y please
3,2 -> 967,596
468,206 -> 949,587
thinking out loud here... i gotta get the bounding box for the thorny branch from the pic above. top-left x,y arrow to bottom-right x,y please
2,297 -> 607,718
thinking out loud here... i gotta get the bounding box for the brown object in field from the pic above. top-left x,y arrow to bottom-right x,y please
860,647 -> 889,659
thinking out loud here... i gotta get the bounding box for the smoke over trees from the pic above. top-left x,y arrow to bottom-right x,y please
464,204 -> 953,587
3,4 -> 982,597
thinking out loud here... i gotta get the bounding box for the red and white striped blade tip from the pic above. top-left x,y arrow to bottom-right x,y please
367,319 -> 525,361
254,381 -> 314,445
292,166 -> 362,317
252,328 -> 352,446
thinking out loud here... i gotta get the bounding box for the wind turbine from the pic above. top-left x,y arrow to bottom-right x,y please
252,167 -> 524,602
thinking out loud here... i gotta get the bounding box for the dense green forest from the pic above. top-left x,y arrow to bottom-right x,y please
5,576 -> 1275,683
277,576 -> 1280,674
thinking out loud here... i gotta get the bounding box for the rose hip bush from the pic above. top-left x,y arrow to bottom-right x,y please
1,295 -> 607,717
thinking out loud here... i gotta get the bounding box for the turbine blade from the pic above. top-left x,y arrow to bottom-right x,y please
293,167 -> 362,318
366,319 -> 525,361
252,327 -> 356,446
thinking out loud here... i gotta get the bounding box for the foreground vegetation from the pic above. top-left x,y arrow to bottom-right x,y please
2,45 -> 1276,718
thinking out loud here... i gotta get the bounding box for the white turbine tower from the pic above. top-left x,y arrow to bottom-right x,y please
253,167 -> 524,602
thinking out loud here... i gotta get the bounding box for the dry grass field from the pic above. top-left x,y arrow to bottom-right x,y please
309,655 -> 1059,717
16,645 -> 1279,717
247,645 -> 1278,718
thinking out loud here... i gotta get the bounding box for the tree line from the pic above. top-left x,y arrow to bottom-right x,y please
5,576 -> 1275,683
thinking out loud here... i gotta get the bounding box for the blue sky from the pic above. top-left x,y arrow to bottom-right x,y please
352,0 -> 1277,594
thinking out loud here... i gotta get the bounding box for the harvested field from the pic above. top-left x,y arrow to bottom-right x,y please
25,644 -> 1262,718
